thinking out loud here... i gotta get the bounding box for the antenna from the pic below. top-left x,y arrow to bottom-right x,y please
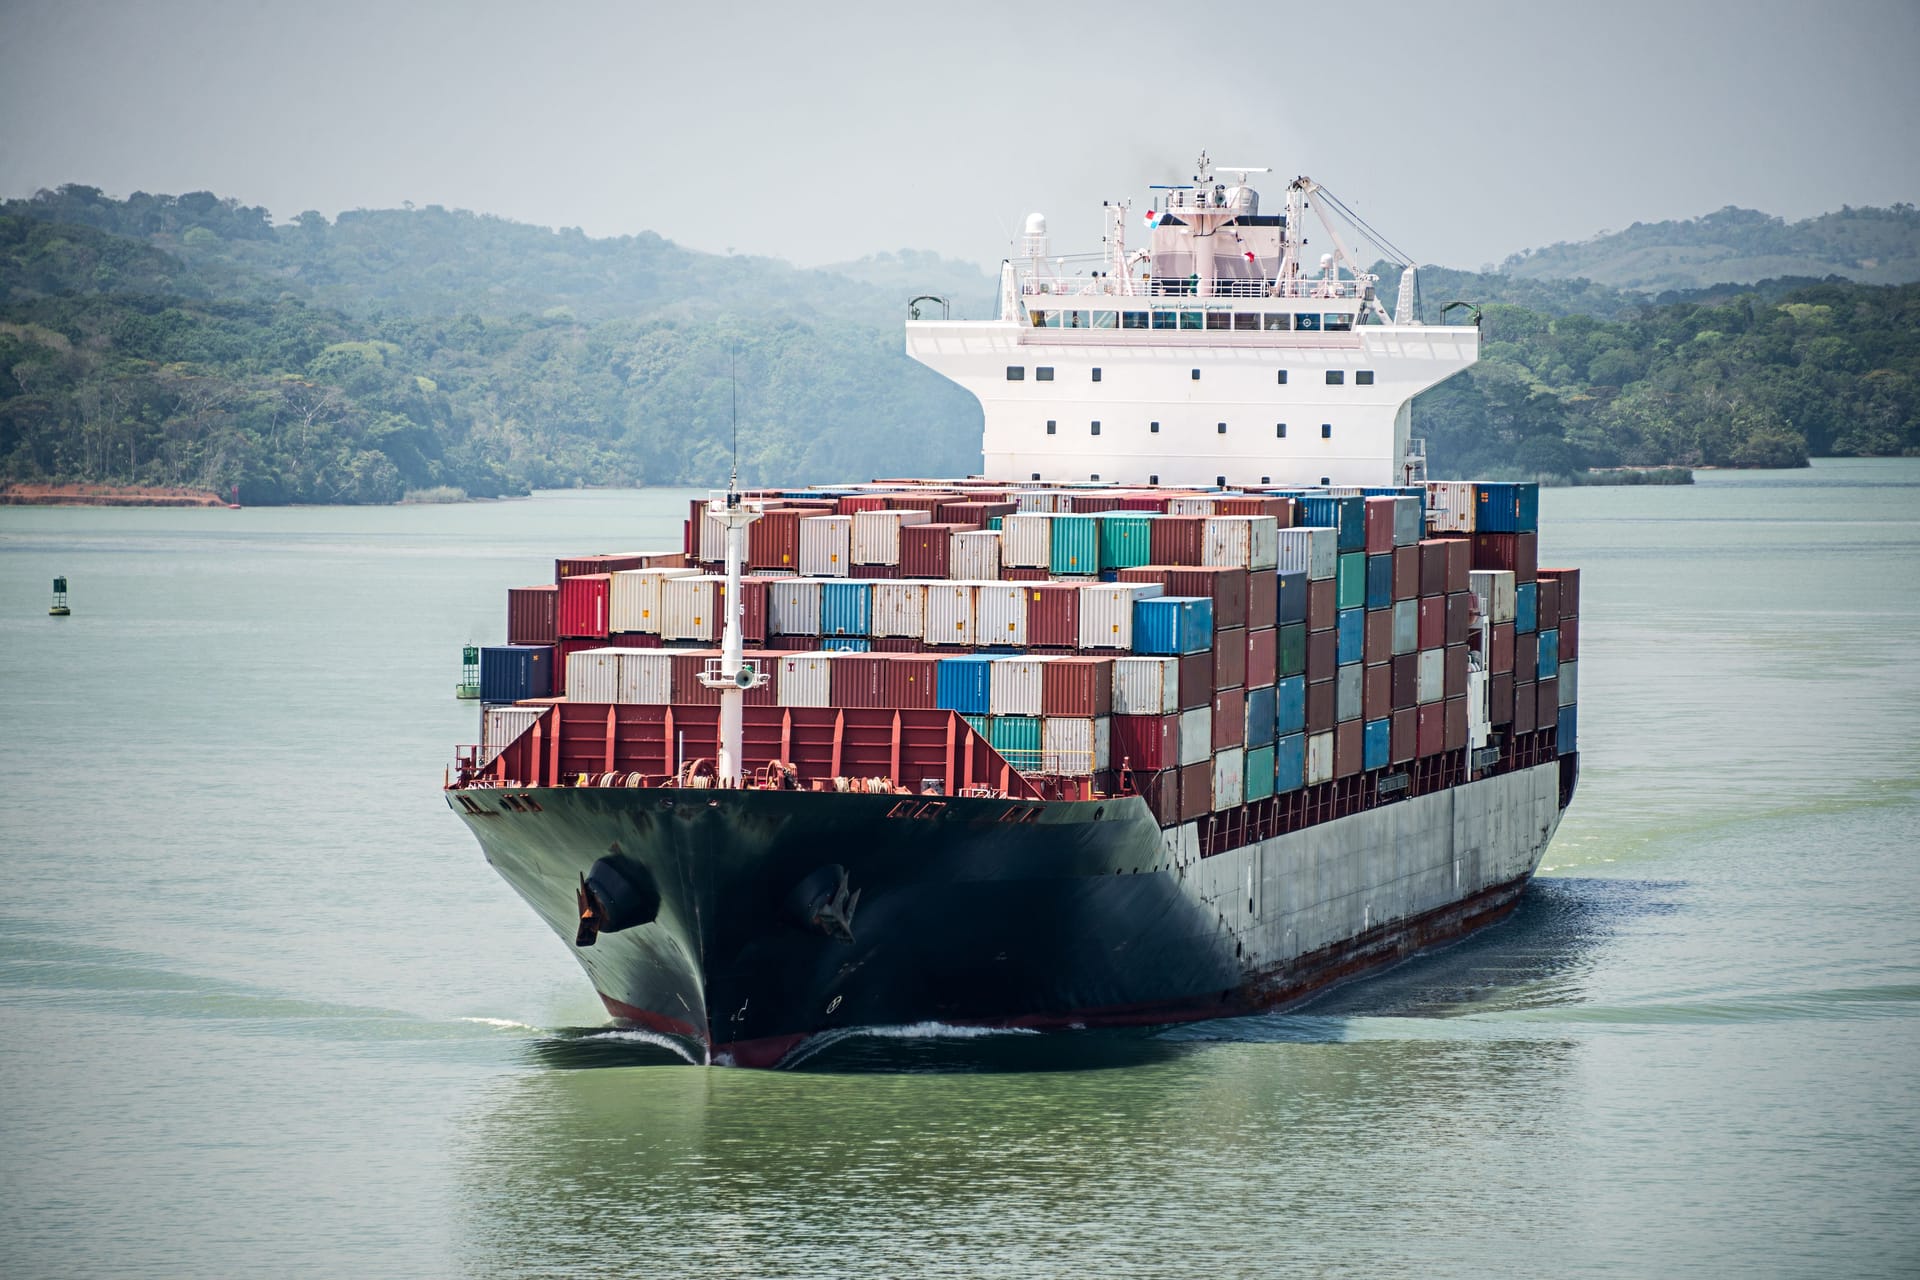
728,347 -> 738,494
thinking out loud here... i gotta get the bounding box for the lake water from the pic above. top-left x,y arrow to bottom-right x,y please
2,459 -> 1916,1277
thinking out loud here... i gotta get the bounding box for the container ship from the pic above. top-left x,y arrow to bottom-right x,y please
447,157 -> 1580,1067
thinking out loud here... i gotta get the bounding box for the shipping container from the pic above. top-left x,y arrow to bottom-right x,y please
950,530 -> 1002,581
989,656 -> 1051,716
819,580 -> 872,637
1275,674 -> 1307,736
1166,495 -> 1216,517
1469,569 -> 1517,625
1392,495 -> 1423,547
658,578 -> 717,643
1098,515 -> 1154,569
1513,679 -> 1537,734
1418,539 -> 1449,597
1537,578 -> 1562,632
1307,679 -> 1335,733
1246,627 -> 1277,689
1417,648 -> 1444,704
1165,566 -> 1249,629
934,654 -> 995,715
1244,744 -> 1276,802
558,574 -> 612,639
1274,732 -> 1306,794
1049,514 -> 1101,576
557,551 -> 681,581
481,705 -> 542,763
1472,531 -> 1538,584
1112,656 -> 1181,715
1336,608 -> 1365,666
1363,497 -> 1397,555
480,645 -> 553,704
897,524 -> 958,579
1424,480 -> 1475,534
1515,580 -> 1537,634
1278,622 -> 1306,677
1365,553 -> 1393,610
1245,684 -> 1277,748
1445,643 -> 1469,699
921,582 -> 975,646
1335,553 -> 1366,611
1489,671 -> 1515,724
1276,527 -> 1339,581
1535,677 -> 1558,727
1539,566 -> 1581,618
1307,578 -> 1336,631
562,647 -> 622,703
1474,482 -> 1540,534
1559,618 -> 1579,662
999,513 -> 1054,568
1363,662 -> 1391,722
974,582 -> 1028,645
1133,596 -> 1214,655
819,637 -> 871,653
1178,706 -> 1213,766
747,509 -> 803,571
1042,716 -> 1110,775
1363,608 -> 1392,666
1179,652 -> 1214,710
1299,495 -> 1365,551
1390,705 -> 1416,763
1307,629 -> 1337,683
1112,712 -> 1180,771
1149,515 -> 1208,566
1042,655 -> 1115,717
1557,705 -> 1578,753
1444,695 -> 1468,752
1247,570 -> 1277,628
989,715 -> 1043,772
1211,746 -> 1244,812
1078,582 -> 1161,649
609,567 -> 699,635
1335,662 -> 1362,723
1446,591 -> 1472,647
775,652 -> 836,708
1212,686 -> 1246,750
1390,599 -> 1418,656
1390,652 -> 1417,710
1537,629 -> 1560,681
1203,516 -> 1279,570
1392,545 -> 1419,601
1214,627 -> 1247,690
1018,582 -> 1076,647
1416,702 -> 1445,757
852,509 -> 932,565
1363,718 -> 1390,771
799,515 -> 852,577
506,585 -> 559,646
1306,730 -> 1335,785
1491,622 -> 1516,673
1559,660 -> 1578,707
1178,761 -> 1213,821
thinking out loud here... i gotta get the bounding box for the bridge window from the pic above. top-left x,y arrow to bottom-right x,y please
1122,311 -> 1149,329
1006,366 -> 1025,381
1325,313 -> 1354,331
1180,311 -> 1203,330
1206,311 -> 1232,330
1090,311 -> 1117,329
1091,368 -> 1102,382
1152,311 -> 1178,330
1091,473 -> 1100,480
1296,313 -> 1322,332
1356,370 -> 1374,385
1234,313 -> 1259,330
1036,367 -> 1054,381
1040,311 -> 1064,327
1326,370 -> 1345,386
1047,420 -> 1057,435
1265,314 -> 1293,331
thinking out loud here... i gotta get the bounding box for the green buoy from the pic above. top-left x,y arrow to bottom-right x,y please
49,576 -> 70,617
456,644 -> 481,700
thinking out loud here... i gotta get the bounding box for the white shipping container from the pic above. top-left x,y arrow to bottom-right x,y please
1417,647 -> 1445,704
1469,570 -> 1517,625
870,581 -> 928,638
999,513 -> 1053,568
1558,660 -> 1578,706
1393,598 -> 1419,654
1211,746 -> 1244,812
1202,515 -> 1280,570
1042,716 -> 1111,776
564,647 -> 622,703
1393,495 -> 1423,547
1111,656 -> 1180,714
1076,582 -> 1163,649
799,516 -> 852,577
1425,480 -> 1475,534
608,567 -> 699,634
480,705 -> 542,764
950,530 -> 1001,580
617,650 -> 677,704
1306,731 -> 1335,785
766,578 -> 824,637
1167,496 -> 1217,516
1178,706 -> 1212,766
989,656 -> 1050,716
975,583 -> 1029,645
1337,663 -> 1362,722
1015,489 -> 1072,513
1468,667 -> 1491,751
1276,527 -> 1339,580
776,653 -> 835,708
923,582 -> 977,646
660,576 -> 719,641
851,509 -> 931,565
697,506 -> 727,561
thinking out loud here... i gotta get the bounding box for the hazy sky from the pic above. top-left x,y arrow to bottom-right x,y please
3,0 -> 1916,271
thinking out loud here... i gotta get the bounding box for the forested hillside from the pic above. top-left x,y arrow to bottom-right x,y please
1,185 -> 1916,502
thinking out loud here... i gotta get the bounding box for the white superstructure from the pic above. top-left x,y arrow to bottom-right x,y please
906,154 -> 1477,488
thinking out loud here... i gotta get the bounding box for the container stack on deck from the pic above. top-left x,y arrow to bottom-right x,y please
475,480 -> 1577,816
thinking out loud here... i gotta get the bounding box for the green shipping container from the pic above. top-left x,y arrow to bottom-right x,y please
1097,515 -> 1153,569
1049,515 -> 1101,576
1244,744 -> 1276,801
962,713 -> 991,741
988,715 -> 1042,772
1336,552 -> 1366,611
1278,623 -> 1307,677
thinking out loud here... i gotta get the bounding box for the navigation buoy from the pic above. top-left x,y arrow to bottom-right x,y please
49,576 -> 70,617
455,643 -> 481,699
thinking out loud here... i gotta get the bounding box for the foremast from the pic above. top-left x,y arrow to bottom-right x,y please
695,482 -> 768,785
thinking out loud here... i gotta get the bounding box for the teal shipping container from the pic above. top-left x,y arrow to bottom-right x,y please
1050,515 -> 1101,575
1336,553 -> 1366,610
1098,515 -> 1153,569
820,637 -> 871,652
1515,581 -> 1537,634
1336,607 -> 1365,665
1275,674 -> 1306,735
1557,704 -> 1578,753
1538,629 -> 1560,680
1244,744 -> 1276,801
988,715 -> 1042,770
1274,732 -> 1306,793
820,581 -> 872,636
1132,596 -> 1214,655
1363,717 -> 1390,770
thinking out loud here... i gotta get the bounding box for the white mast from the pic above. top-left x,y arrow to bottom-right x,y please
695,363 -> 768,786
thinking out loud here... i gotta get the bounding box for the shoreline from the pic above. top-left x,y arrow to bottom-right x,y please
0,483 -> 231,508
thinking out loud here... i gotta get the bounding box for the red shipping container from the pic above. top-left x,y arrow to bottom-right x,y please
837,495 -> 888,515
1150,516 -> 1208,565
670,652 -> 778,707
1308,578 -> 1337,631
1117,494 -> 1170,513
1515,631 -> 1538,683
747,510 -> 802,571
830,654 -> 887,707
1472,532 -> 1537,584
1536,677 -> 1559,727
1390,706 -> 1417,763
1307,679 -> 1336,733
721,578 -> 770,644
1417,596 -> 1445,650
552,637 -> 602,697
1112,713 -> 1180,771
1140,768 -> 1180,826
883,654 -> 941,709
1026,583 -> 1080,647
1418,540 -> 1449,597
1444,696 -> 1468,751
1491,622 -> 1516,673
1042,656 -> 1114,716
558,574 -> 612,639
1443,538 -> 1472,594
1335,720 -> 1363,778
1213,687 -> 1246,750
899,523 -> 960,579
886,493 -> 954,516
869,636 -> 922,653
1245,628 -> 1277,689
1536,578 -> 1562,632
1540,567 -> 1581,617
1490,672 -> 1515,723
1247,570 -> 1277,629
557,552 -> 674,580
1179,652 -> 1214,710
1392,545 -> 1419,601
1214,627 -> 1247,690
1559,618 -> 1579,662
939,500 -> 1016,526
1116,566 -> 1173,587
1307,629 -> 1338,682
1217,495 -> 1294,525
1177,761 -> 1212,821
1067,494 -> 1126,514
1416,702 -> 1445,758
1445,643 -> 1468,699
1165,567 -> 1249,630
851,563 -> 900,580
1391,653 -> 1418,709
1364,608 -> 1393,665
1001,567 -> 1051,582
1364,497 -> 1397,555
1446,591 -> 1471,646
1512,680 -> 1537,734
608,631 -> 664,649
507,585 -> 559,645
1363,663 -> 1391,722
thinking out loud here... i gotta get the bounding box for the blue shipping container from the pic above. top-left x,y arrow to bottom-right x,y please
820,637 -> 871,653
1336,607 -> 1366,666
1475,482 -> 1541,533
1538,630 -> 1560,680
1274,732 -> 1306,794
1515,581 -> 1537,634
1299,495 -> 1366,551
1365,554 -> 1393,610
1244,745 -> 1277,802
820,581 -> 872,636
1276,571 -> 1308,626
1133,596 -> 1214,655
1245,684 -> 1277,749
1557,705 -> 1578,753
935,655 -> 995,716
1363,717 -> 1390,771
1275,675 -> 1307,735
480,644 -> 552,704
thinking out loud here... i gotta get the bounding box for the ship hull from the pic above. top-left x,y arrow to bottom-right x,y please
454,757 -> 1572,1066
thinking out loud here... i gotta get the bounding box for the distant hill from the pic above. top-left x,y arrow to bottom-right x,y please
1498,204 -> 1920,293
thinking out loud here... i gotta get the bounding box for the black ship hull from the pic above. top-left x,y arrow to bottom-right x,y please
453,756 -> 1572,1067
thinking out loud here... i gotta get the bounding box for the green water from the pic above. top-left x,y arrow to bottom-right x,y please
2,460 -> 1916,1277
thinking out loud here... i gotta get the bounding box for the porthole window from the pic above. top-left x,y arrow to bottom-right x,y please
1037,367 -> 1054,382
1356,370 -> 1374,386
1006,366 -> 1025,381
1326,370 -> 1345,386
1321,423 -> 1332,438
1217,422 -> 1227,435
1047,420 -> 1057,435
1091,368 -> 1102,382
1091,421 -> 1101,436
